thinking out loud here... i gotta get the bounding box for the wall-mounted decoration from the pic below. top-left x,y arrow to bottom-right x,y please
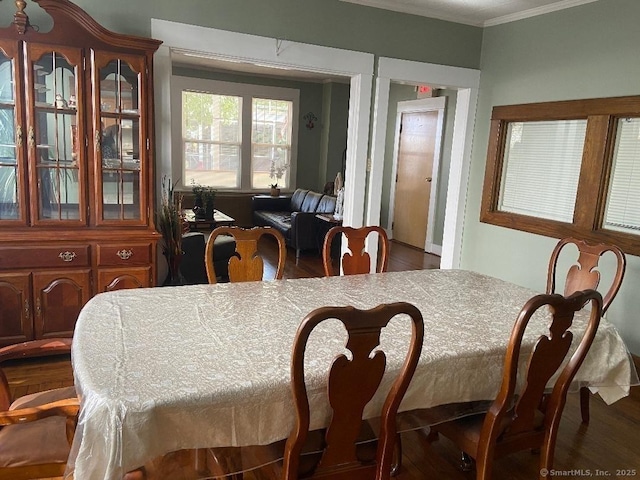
303,111 -> 317,130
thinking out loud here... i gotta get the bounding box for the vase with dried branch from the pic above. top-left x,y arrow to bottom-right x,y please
157,176 -> 184,285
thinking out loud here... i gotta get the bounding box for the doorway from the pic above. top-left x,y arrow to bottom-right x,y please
390,97 -> 445,253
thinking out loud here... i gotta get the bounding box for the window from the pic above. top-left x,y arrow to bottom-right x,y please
251,98 -> 292,189
480,96 -> 640,256
182,91 -> 242,188
172,76 -> 298,192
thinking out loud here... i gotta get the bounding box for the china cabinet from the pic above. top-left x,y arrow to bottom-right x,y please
0,0 -> 161,346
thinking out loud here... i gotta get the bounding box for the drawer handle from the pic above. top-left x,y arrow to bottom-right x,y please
58,251 -> 77,262
117,249 -> 133,260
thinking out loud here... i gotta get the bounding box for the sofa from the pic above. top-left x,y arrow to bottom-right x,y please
252,189 -> 336,257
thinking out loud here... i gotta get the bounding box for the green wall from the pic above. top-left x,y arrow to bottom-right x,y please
461,0 -> 640,354
321,82 -> 350,191
1,0 -> 482,69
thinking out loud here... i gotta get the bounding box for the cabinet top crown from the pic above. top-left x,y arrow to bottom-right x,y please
2,0 -> 162,53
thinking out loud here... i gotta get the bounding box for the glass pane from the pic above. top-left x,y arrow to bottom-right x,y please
498,120 -> 586,222
0,165 -> 18,219
100,60 -> 139,114
33,52 -> 76,110
102,170 -> 140,220
36,111 -> 76,166
251,98 -> 292,189
182,91 -> 241,188
0,54 -> 14,103
184,141 -> 239,188
101,117 -> 140,170
604,117 -> 640,233
38,167 -> 80,220
0,53 -> 19,220
252,145 -> 291,189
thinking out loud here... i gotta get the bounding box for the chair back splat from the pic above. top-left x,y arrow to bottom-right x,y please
432,290 -> 603,480
547,237 -> 625,314
283,302 -> 424,480
546,237 -> 625,424
205,226 -> 286,284
323,226 -> 389,276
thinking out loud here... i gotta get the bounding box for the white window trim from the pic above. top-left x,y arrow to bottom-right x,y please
171,76 -> 299,192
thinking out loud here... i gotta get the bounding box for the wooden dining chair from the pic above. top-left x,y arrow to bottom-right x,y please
322,225 -> 390,277
282,302 -> 424,480
205,226 -> 287,284
427,289 -> 603,480
0,338 -> 79,480
546,237 -> 626,423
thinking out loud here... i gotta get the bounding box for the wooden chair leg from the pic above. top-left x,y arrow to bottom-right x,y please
580,386 -> 590,424
391,432 -> 402,476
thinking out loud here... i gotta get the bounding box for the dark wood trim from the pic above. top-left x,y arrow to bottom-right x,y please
491,95 -> 640,121
480,96 -> 640,256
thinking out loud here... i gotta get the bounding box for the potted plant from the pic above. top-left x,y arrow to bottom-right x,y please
191,182 -> 206,219
157,176 -> 184,285
269,156 -> 289,197
202,187 -> 216,220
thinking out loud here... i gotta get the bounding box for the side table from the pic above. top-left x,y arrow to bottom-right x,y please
182,209 -> 235,231
316,213 -> 342,259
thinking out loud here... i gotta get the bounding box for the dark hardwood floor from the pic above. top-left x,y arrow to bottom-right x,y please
5,240 -> 639,479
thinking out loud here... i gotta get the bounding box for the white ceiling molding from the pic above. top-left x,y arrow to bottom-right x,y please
484,0 -> 600,27
340,0 -> 600,27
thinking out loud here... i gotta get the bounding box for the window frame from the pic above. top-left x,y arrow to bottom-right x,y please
480,95 -> 640,256
171,76 -> 299,193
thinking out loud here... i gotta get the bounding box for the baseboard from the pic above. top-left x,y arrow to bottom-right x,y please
426,243 -> 442,256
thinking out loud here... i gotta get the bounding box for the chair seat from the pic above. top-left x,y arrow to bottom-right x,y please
0,386 -> 76,468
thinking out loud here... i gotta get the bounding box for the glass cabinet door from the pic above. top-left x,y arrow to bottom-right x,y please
25,45 -> 85,225
93,53 -> 147,225
0,42 -> 25,224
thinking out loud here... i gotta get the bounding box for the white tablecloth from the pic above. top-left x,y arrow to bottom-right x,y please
67,269 -> 638,479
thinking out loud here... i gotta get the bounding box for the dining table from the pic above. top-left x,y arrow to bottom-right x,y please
66,269 -> 639,480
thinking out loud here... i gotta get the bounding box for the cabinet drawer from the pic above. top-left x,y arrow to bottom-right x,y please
0,245 -> 90,269
97,243 -> 152,266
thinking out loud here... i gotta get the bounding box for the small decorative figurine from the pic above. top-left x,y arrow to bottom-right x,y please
55,93 -> 68,109
68,94 -> 76,108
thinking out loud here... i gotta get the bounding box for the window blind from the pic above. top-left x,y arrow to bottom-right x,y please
604,117 -> 640,233
498,120 -> 587,222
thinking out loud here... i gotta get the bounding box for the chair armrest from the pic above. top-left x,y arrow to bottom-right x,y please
252,195 -> 291,213
0,397 -> 80,426
0,338 -> 72,363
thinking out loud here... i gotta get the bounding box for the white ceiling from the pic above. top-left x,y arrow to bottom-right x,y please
340,0 -> 599,27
